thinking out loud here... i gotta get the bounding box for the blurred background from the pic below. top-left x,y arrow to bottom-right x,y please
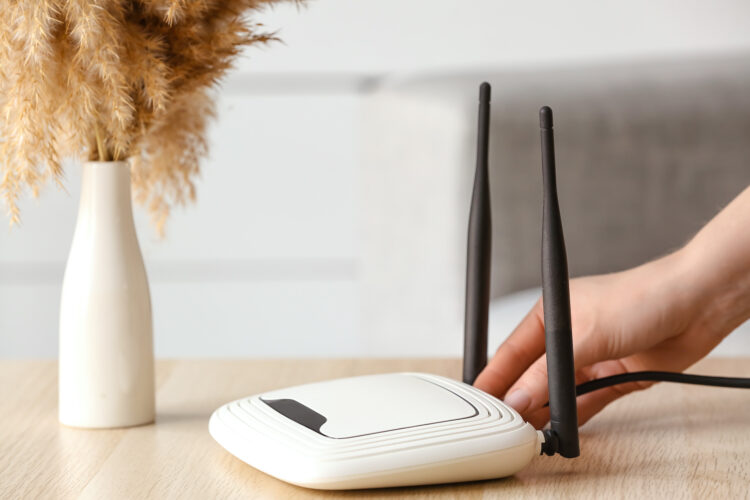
2,0 -> 750,358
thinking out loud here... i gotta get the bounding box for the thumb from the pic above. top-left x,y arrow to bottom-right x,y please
502,355 -> 550,416
503,334 -> 608,417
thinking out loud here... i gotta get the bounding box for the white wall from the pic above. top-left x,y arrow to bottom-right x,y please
240,0 -> 750,74
0,88 -> 363,358
3,0 -> 750,358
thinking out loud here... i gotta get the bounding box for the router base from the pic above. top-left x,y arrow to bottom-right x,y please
209,372 -> 541,489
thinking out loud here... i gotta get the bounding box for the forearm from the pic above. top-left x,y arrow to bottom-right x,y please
683,185 -> 750,337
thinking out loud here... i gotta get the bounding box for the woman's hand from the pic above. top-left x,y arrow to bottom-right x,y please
474,186 -> 750,428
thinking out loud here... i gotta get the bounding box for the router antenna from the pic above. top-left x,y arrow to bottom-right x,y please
539,106 -> 580,458
463,82 -> 492,385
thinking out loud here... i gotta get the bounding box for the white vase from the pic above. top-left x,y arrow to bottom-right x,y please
59,161 -> 155,428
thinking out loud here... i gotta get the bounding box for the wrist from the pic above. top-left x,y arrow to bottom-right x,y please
655,248 -> 711,329
679,234 -> 750,340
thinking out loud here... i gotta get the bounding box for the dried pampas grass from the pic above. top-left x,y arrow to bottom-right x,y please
0,0 -> 288,231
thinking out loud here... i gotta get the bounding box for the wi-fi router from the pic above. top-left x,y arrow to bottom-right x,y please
209,372 -> 540,489
210,83 -> 578,489
209,83 -> 750,489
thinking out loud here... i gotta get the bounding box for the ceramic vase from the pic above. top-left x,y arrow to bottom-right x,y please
59,161 -> 155,428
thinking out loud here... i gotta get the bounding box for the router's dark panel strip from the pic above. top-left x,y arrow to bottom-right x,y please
262,398 -> 328,434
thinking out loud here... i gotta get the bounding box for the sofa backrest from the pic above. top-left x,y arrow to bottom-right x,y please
485,55 -> 750,294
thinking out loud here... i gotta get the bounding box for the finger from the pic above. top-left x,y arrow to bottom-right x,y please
501,333 -> 611,419
502,354 -> 550,417
513,364 -> 619,429
474,299 -> 546,398
525,406 -> 551,429
510,360 -> 636,428
575,359 -> 654,426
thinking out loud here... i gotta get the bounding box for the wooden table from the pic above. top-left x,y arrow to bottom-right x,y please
1,358 -> 749,499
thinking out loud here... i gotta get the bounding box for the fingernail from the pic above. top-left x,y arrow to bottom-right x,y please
504,389 -> 531,414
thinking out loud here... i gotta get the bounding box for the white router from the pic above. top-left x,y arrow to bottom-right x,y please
209,372 -> 541,489
210,85 -> 581,489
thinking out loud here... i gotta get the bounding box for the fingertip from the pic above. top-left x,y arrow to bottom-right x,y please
475,300 -> 547,398
473,365 -> 508,397
504,388 -> 531,414
504,356 -> 551,414
472,371 -> 493,393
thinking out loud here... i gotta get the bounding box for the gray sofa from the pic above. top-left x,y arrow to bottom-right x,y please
360,54 -> 750,356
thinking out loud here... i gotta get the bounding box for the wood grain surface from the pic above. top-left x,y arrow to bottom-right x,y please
1,358 -> 749,499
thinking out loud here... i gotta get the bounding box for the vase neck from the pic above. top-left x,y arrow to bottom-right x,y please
79,161 -> 133,214
73,161 -> 137,239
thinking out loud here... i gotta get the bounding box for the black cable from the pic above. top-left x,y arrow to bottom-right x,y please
541,371 -> 750,410
539,370 -> 750,456
575,371 -> 750,397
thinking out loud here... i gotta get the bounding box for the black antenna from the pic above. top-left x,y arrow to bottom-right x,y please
539,106 -> 580,458
463,82 -> 492,385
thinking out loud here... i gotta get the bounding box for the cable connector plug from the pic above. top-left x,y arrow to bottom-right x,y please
540,429 -> 560,456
